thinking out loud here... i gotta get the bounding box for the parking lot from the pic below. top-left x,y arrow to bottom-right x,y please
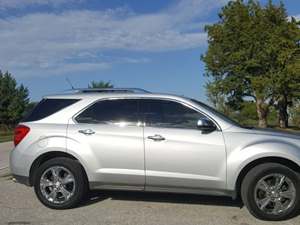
1,143 -> 300,225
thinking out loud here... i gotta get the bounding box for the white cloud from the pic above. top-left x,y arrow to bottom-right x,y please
0,0 -> 83,10
288,14 -> 300,22
292,14 -> 300,20
0,0 -> 227,77
18,62 -> 111,78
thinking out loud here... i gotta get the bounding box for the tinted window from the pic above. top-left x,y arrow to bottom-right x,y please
140,99 -> 207,129
23,99 -> 79,122
76,99 -> 139,125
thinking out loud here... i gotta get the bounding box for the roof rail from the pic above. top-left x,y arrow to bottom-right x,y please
66,88 -> 151,94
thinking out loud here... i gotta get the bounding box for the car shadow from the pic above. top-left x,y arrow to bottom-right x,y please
80,190 -> 243,208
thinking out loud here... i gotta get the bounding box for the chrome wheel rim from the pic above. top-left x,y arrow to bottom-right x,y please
254,173 -> 296,215
40,166 -> 76,204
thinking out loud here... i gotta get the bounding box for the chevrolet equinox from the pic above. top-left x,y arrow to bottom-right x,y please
10,88 -> 300,221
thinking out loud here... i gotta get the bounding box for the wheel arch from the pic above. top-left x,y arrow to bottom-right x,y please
29,151 -> 88,186
235,156 -> 300,198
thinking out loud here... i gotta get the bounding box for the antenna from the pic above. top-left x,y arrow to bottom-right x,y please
66,77 -> 75,89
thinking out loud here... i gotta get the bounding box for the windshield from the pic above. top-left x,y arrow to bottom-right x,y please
189,98 -> 243,127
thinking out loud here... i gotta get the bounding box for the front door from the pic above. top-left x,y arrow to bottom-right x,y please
140,99 -> 226,192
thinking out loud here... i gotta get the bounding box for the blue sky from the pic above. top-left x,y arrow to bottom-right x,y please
0,0 -> 299,102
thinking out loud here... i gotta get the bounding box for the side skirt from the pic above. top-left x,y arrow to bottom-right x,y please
89,182 -> 236,199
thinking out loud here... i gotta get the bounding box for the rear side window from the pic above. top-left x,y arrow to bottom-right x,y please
23,99 -> 79,122
75,99 -> 139,125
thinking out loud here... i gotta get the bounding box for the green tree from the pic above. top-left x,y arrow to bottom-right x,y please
0,71 -> 29,128
237,101 -> 258,126
290,101 -> 300,128
23,102 -> 37,118
206,82 -> 236,117
88,81 -> 114,88
270,10 -> 300,128
202,0 -> 300,128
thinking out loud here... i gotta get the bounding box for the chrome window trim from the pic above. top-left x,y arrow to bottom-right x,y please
72,96 -> 221,131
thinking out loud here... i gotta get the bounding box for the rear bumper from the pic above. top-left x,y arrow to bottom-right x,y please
12,174 -> 31,186
10,146 -> 31,178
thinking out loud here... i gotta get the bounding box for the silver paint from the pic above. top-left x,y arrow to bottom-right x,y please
10,92 -> 300,199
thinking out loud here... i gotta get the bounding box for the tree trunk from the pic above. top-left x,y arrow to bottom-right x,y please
256,98 -> 268,128
277,96 -> 289,129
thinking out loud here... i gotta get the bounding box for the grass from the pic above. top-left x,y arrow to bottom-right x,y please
0,130 -> 13,143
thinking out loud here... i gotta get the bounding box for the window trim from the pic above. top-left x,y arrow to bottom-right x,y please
72,97 -> 221,130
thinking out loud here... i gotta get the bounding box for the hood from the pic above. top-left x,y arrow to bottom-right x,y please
241,127 -> 300,140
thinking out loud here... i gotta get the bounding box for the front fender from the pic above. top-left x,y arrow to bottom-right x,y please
227,140 -> 300,191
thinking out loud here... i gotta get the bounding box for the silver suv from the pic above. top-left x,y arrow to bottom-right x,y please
10,88 -> 300,220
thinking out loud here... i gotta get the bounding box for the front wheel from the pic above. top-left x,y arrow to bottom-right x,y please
34,157 -> 88,209
241,163 -> 300,220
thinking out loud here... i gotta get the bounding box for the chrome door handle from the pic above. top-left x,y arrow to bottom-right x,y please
147,134 -> 165,141
78,129 -> 95,135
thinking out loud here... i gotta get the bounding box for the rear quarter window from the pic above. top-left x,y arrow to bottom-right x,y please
23,98 -> 79,122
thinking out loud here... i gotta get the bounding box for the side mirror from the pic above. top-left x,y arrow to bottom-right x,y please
197,118 -> 216,133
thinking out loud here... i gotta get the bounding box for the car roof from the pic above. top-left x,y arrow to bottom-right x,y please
44,91 -> 190,101
43,88 -> 190,101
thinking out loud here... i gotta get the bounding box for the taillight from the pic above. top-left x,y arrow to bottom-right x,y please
14,125 -> 30,146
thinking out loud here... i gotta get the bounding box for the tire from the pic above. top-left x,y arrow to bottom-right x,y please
241,163 -> 300,221
34,157 -> 88,209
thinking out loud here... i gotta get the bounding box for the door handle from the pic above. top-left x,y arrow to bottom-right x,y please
147,134 -> 165,141
78,129 -> 95,135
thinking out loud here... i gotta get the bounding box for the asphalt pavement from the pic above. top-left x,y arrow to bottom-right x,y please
0,142 -> 12,169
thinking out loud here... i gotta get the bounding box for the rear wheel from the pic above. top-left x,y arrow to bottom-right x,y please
34,157 -> 88,209
241,163 -> 300,220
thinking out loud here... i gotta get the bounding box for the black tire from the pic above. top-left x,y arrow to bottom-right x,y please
241,163 -> 300,221
34,157 -> 88,209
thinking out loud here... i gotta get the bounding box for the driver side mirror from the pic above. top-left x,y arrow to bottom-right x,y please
197,118 -> 216,133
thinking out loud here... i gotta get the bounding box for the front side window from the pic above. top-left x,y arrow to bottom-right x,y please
76,99 -> 139,125
140,99 -> 208,129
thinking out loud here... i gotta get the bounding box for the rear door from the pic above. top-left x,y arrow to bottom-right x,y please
67,98 -> 145,189
140,99 -> 226,192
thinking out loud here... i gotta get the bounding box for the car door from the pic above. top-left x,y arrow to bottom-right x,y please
67,98 -> 145,190
140,99 -> 226,192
